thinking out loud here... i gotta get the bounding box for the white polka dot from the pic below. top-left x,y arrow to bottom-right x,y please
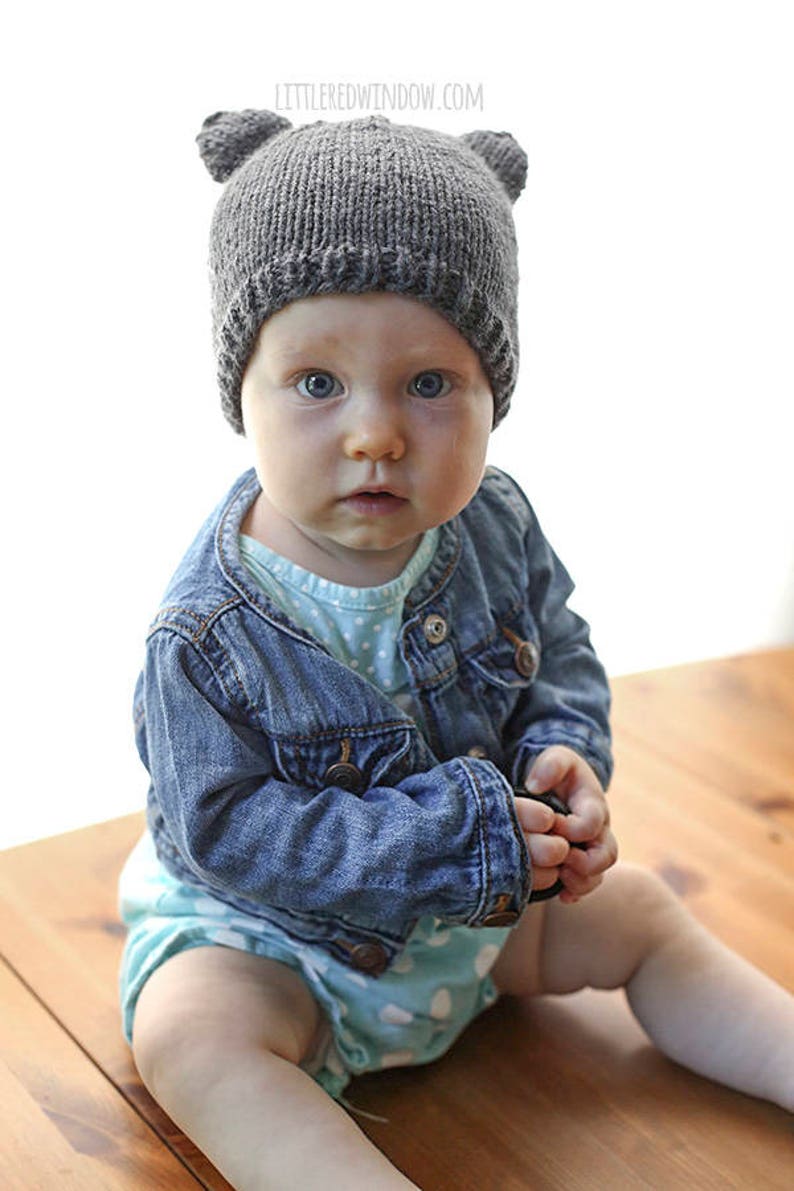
350,659 -> 359,668
191,897 -> 228,916
355,616 -> 364,625
301,583 -> 309,592
311,608 -> 319,617
427,928 -> 451,947
383,678 -> 392,687
210,928 -> 248,948
474,944 -> 501,978
381,1050 -> 415,1069
430,988 -> 452,1019
344,971 -> 369,989
391,952 -> 414,973
379,1003 -> 414,1025
367,666 -> 375,674
361,641 -> 370,650
378,649 -> 387,659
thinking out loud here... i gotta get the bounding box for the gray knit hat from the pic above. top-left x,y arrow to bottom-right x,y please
196,109 -> 527,434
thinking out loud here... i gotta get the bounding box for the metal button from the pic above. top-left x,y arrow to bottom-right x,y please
514,639 -> 540,679
423,613 -> 449,645
349,942 -> 388,974
323,761 -> 365,793
481,910 -> 520,927
480,892 -> 519,927
467,745 -> 488,759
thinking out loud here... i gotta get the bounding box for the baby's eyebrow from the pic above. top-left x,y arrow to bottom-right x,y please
270,341 -> 343,359
268,340 -> 467,369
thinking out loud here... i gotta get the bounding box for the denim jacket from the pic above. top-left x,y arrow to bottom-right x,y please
133,465 -> 612,976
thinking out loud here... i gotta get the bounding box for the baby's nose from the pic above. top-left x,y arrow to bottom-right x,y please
342,392 -> 406,462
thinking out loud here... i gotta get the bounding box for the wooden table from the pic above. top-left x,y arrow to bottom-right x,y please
2,649 -> 793,1188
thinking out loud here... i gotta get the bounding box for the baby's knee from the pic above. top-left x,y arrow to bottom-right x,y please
540,861 -> 689,994
132,994 -> 203,1101
601,862 -> 695,972
131,946 -> 322,1099
615,861 -> 685,919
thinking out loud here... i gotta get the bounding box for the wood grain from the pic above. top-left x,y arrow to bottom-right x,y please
1,648 -> 793,1188
0,957 -> 201,1189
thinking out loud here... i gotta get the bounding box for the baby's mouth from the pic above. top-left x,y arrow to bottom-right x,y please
342,490 -> 408,516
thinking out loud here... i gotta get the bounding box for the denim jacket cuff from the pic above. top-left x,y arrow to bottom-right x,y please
457,757 -> 532,925
509,722 -> 613,793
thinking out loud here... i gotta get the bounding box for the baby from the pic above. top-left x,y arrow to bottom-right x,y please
118,109 -> 794,1190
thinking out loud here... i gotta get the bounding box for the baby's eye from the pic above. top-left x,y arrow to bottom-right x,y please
296,371 -> 342,399
410,371 -> 451,399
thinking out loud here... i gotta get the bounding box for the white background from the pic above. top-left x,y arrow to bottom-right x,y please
3,1 -> 792,848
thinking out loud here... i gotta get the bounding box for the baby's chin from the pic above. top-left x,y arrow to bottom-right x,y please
300,528 -> 426,588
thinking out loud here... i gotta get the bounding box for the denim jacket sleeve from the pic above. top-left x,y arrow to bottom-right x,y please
139,624 -> 532,937
499,480 -> 613,792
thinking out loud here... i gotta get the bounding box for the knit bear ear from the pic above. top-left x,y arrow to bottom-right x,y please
196,109 -> 293,183
459,129 -> 528,203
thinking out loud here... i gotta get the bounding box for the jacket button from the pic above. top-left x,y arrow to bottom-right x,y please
467,745 -> 488,759
423,613 -> 449,645
349,942 -> 388,974
480,892 -> 519,927
481,910 -> 520,927
323,761 -> 365,793
514,639 -> 540,678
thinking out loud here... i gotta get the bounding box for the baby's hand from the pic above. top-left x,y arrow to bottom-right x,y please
512,794 -> 571,897
524,745 -> 618,904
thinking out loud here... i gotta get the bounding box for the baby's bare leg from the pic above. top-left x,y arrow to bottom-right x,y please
538,862 -> 794,1111
131,946 -> 417,1190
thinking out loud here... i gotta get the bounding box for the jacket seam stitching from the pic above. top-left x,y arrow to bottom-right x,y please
147,623 -> 246,710
270,722 -> 415,744
148,598 -> 244,642
464,760 -> 492,920
404,527 -> 462,611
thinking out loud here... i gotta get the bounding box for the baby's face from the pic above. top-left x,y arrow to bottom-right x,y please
240,291 -> 494,585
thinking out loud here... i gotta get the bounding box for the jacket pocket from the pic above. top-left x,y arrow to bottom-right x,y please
467,614 -> 542,689
463,615 -> 541,730
270,724 -> 418,796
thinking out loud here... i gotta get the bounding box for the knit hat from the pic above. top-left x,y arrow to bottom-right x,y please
196,109 -> 527,434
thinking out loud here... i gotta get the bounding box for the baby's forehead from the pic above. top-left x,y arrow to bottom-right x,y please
259,291 -> 469,343
253,292 -> 484,372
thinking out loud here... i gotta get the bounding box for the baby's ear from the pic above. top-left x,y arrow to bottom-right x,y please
196,109 -> 292,182
459,129 -> 528,203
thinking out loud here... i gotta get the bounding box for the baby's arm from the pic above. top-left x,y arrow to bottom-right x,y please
140,627 -> 532,935
494,477 -> 613,791
491,475 -> 615,900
